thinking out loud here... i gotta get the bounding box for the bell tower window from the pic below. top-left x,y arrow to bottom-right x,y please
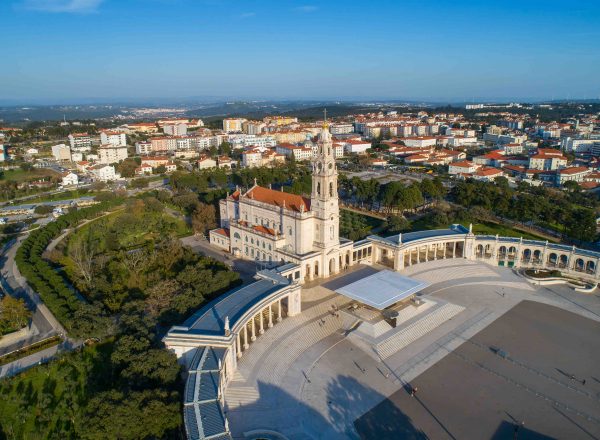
317,182 -> 321,196
329,182 -> 333,197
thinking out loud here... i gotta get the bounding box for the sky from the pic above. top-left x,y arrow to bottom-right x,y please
1,0 -> 600,104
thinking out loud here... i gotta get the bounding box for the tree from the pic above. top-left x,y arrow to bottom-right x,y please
34,205 -> 54,215
68,234 -> 97,287
116,159 -> 138,178
0,296 -> 31,333
219,141 -> 232,157
562,180 -> 580,193
191,203 -> 216,234
145,279 -> 180,317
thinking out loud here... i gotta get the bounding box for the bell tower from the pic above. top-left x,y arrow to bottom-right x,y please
311,121 -> 339,250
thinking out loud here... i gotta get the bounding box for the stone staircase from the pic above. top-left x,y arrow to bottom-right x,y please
375,302 -> 465,359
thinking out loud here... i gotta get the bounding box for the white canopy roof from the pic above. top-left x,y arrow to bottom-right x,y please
335,270 -> 429,310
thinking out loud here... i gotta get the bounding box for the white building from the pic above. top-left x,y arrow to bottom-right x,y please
449,160 -> 478,175
329,123 -> 354,135
164,123 -> 188,136
70,152 -> 83,162
135,141 -> 153,155
0,144 -> 6,162
100,131 -> 127,147
275,143 -> 313,161
61,172 -> 79,186
89,164 -> 117,182
197,156 -> 217,169
98,144 -> 128,164
51,143 -> 71,161
403,137 -> 438,148
68,133 -> 92,150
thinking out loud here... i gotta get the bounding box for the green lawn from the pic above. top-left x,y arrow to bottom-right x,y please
470,221 -> 555,241
25,190 -> 101,204
2,168 -> 60,183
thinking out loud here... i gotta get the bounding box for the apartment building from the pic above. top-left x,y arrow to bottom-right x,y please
100,131 -> 127,147
68,133 -> 92,150
98,144 -> 128,164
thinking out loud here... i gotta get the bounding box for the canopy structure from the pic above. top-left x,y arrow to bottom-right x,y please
335,270 -> 430,310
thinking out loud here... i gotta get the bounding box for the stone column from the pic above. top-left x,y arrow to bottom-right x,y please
250,317 -> 257,341
259,309 -> 265,334
453,242 -> 457,258
434,245 -> 438,260
243,325 -> 249,349
268,304 -> 274,328
277,299 -> 283,322
236,333 -> 242,358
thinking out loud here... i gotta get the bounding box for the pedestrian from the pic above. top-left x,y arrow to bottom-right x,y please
410,386 -> 418,397
582,379 -> 586,385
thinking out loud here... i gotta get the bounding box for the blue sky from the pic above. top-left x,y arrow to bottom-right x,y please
2,0 -> 600,103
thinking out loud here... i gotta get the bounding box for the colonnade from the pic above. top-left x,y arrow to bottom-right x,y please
235,298 -> 285,359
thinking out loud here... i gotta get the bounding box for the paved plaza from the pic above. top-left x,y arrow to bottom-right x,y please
224,260 -> 600,439
356,300 -> 600,440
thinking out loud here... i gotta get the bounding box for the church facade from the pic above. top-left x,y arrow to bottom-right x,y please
209,124 -> 356,281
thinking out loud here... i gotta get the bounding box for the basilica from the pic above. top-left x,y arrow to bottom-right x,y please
209,123 -> 356,280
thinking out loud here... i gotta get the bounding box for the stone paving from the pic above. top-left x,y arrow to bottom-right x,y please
224,260 -> 600,439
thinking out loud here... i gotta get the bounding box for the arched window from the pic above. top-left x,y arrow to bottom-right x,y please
317,182 -> 321,195
329,182 -> 334,197
234,232 -> 241,239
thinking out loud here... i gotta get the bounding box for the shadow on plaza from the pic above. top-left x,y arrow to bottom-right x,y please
490,420 -> 556,440
229,375 -> 424,439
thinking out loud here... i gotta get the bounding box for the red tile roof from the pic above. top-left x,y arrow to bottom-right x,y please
213,228 -> 230,238
245,185 -> 310,213
253,225 -> 276,236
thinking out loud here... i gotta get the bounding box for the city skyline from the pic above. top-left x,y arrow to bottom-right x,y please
2,0 -> 600,103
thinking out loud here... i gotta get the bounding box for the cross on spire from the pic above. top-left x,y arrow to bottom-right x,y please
323,108 -> 327,122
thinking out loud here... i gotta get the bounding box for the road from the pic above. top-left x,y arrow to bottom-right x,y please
0,235 -> 65,357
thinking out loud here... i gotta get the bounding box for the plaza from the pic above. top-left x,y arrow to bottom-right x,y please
167,256 -> 600,439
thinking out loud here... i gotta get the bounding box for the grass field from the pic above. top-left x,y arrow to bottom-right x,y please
2,168 -> 60,183
470,221 -> 555,241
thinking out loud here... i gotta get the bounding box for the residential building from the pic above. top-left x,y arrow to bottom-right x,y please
68,133 -> 92,150
557,166 -> 592,186
142,156 -> 170,168
163,123 -> 188,136
528,148 -> 567,171
403,136 -> 438,148
329,123 -> 354,135
135,164 -> 153,175
135,141 -> 153,155
242,121 -> 266,135
241,148 -> 285,168
472,167 -> 503,182
51,143 -> 71,161
217,156 -> 234,169
263,116 -> 298,126
449,160 -> 478,175
275,143 -> 313,161
61,172 -> 79,186
98,144 -> 128,164
100,131 -> 127,147
197,156 -> 217,170
336,139 -> 371,155
89,164 -> 117,182
150,137 -> 177,152
223,118 -> 246,133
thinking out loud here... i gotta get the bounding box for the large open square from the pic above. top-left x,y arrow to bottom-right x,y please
355,300 -> 600,440
223,260 -> 600,439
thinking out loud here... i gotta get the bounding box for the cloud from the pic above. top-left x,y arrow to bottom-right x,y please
294,5 -> 318,12
20,0 -> 104,13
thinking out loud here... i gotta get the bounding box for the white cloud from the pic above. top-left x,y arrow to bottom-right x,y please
294,5 -> 318,12
21,0 -> 104,13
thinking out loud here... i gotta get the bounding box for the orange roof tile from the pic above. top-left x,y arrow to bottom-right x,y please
245,185 -> 310,213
